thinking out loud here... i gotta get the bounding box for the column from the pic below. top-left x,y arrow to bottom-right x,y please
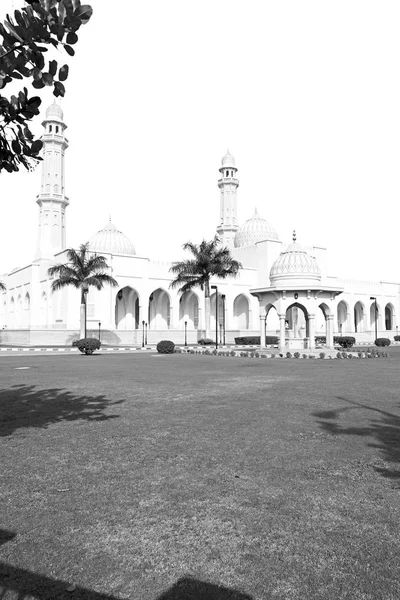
326,315 -> 334,349
259,315 -> 266,350
279,314 -> 286,352
308,315 -> 316,351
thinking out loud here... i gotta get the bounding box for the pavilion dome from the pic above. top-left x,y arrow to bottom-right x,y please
234,208 -> 279,248
221,150 -> 236,168
88,220 -> 136,256
269,233 -> 320,286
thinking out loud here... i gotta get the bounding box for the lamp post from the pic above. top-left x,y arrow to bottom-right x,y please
211,285 -> 218,349
82,283 -> 89,338
145,322 -> 148,345
370,296 -> 378,341
221,294 -> 226,346
98,321 -> 101,342
142,320 -> 145,348
184,320 -> 188,346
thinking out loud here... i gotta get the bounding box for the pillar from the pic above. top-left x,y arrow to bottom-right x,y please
259,315 -> 266,350
308,315 -> 316,351
326,315 -> 334,349
279,314 -> 286,352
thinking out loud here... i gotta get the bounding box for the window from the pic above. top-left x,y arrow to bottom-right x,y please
49,125 -> 52,133
55,126 -> 59,134
226,170 -> 229,177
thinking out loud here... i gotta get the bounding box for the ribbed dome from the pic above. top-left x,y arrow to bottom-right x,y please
221,150 -> 235,168
88,221 -> 136,256
270,237 -> 321,285
46,102 -> 64,120
234,209 -> 279,248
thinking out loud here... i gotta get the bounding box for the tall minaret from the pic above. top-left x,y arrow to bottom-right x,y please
35,102 -> 69,260
216,150 -> 239,248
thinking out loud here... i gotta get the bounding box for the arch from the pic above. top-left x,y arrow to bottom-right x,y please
148,288 -> 170,329
337,299 -> 349,334
115,286 -> 140,330
179,290 -> 199,329
385,303 -> 395,331
285,302 -> 309,338
40,292 -> 48,328
15,294 -> 22,328
369,301 -> 379,332
265,303 -> 279,332
233,294 -> 249,329
354,301 -> 366,333
22,293 -> 30,328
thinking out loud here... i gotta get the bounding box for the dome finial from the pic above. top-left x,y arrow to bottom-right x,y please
109,214 -> 111,222
293,229 -> 297,242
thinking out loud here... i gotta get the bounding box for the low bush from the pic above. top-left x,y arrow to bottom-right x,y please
302,353 -> 307,359
358,351 -> 363,358
156,340 -> 175,354
341,352 -> 348,358
319,352 -> 326,359
174,346 -> 182,353
198,338 -> 214,345
394,335 -> 400,342
309,355 -> 315,359
315,336 -> 326,345
286,352 -> 292,359
335,336 -> 356,348
375,338 -> 391,347
348,353 -> 353,359
74,338 -> 101,355
270,353 -> 276,358
234,336 -> 279,346
260,354 -> 267,358
294,352 -> 300,359
336,352 -> 342,359
204,349 -> 211,355
229,350 -> 236,357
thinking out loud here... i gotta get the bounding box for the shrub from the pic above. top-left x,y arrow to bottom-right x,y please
309,355 -> 315,359
375,338 -> 391,347
336,352 -> 342,359
294,352 -> 300,359
286,352 -> 292,359
270,353 -> 276,358
156,340 -> 175,354
254,351 -> 260,358
302,353 -> 307,359
279,353 -> 284,358
234,336 -> 279,346
315,336 -> 326,345
229,350 -> 236,357
335,336 -> 356,348
174,346 -> 182,353
348,353 -> 353,359
198,338 -> 214,345
341,352 -> 348,358
358,351 -> 363,358
260,353 -> 267,358
212,349 -> 218,355
319,352 -> 326,359
394,335 -> 400,341
204,349 -> 211,355
74,338 -> 101,355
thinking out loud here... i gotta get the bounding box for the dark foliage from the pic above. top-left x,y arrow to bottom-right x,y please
0,0 -> 93,172
156,340 -> 175,354
73,337 -> 101,354
394,335 -> 400,341
375,338 -> 391,347
234,336 -> 279,345
197,337 -> 214,345
335,336 -> 356,348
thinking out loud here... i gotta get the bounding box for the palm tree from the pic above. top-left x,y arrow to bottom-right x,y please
0,281 -> 5,292
170,236 -> 242,339
48,243 -> 118,339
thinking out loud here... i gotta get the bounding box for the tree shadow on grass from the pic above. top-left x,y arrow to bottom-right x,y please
0,384 -> 123,437
0,529 -> 254,600
313,396 -> 400,481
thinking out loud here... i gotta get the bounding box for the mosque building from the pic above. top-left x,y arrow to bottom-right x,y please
0,104 -> 399,350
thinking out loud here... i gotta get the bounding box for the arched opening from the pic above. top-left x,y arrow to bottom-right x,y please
354,301 -> 365,333
148,288 -> 170,329
233,294 -> 249,330
210,292 -> 224,339
285,302 -> 308,338
115,287 -> 140,330
9,297 -> 15,329
369,301 -> 379,333
15,295 -> 22,329
265,303 -> 279,333
337,300 -> 349,334
179,291 -> 199,329
22,293 -> 30,328
40,292 -> 48,328
385,303 -> 394,331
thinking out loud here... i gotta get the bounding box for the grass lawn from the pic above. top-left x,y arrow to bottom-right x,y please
0,351 -> 400,600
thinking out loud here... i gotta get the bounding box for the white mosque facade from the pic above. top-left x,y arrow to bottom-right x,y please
1,104 -> 399,350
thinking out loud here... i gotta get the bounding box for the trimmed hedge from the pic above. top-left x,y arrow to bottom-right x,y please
335,336 -> 356,348
73,338 -> 101,355
234,336 -> 279,345
375,338 -> 391,347
156,340 -> 175,354
198,338 -> 214,345
393,335 -> 400,342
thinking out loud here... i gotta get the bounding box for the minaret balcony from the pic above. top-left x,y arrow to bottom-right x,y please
218,177 -> 239,187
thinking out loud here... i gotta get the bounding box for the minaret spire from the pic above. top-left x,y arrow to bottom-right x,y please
35,103 -> 69,260
216,150 -> 239,249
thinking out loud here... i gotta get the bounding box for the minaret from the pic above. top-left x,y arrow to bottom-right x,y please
35,102 -> 69,260
216,149 -> 239,248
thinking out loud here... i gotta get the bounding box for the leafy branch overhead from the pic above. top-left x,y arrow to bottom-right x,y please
0,0 -> 93,173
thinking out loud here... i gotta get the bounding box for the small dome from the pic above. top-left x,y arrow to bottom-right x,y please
270,235 -> 320,285
88,220 -> 136,256
234,208 -> 279,248
221,149 -> 235,168
46,102 -> 64,120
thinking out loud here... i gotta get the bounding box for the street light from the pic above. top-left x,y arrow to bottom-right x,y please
221,294 -> 226,346
82,283 -> 89,338
98,321 -> 101,342
145,322 -> 148,345
370,296 -> 378,341
142,320 -> 145,348
184,320 -> 188,347
211,285 -> 218,349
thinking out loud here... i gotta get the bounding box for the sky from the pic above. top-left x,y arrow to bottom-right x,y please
1,0 -> 400,282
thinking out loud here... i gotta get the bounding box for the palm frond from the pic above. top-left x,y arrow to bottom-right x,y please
0,281 -> 6,292
51,277 -> 80,292
84,274 -> 118,289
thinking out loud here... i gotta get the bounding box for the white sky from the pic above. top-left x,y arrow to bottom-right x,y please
1,0 -> 400,281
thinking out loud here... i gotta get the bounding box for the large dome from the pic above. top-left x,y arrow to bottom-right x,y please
234,208 -> 279,248
88,220 -> 136,256
270,235 -> 320,286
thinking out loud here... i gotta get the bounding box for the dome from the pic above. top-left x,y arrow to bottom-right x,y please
269,234 -> 321,286
88,220 -> 136,256
221,149 -> 235,168
45,102 -> 64,120
234,208 -> 279,248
